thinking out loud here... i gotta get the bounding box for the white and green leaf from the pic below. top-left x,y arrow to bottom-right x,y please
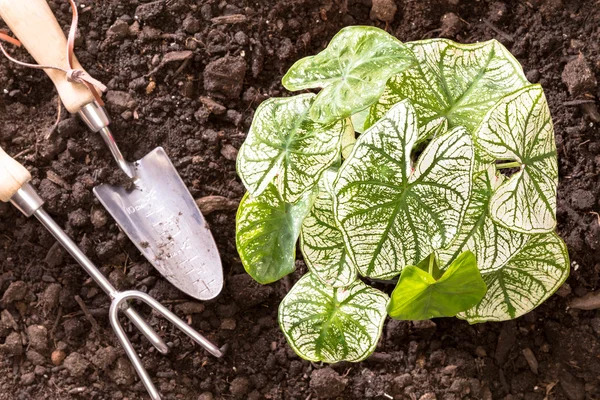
475,84 -> 558,233
283,26 -> 416,124
279,273 -> 389,362
301,170 -> 357,287
237,94 -> 346,203
388,251 -> 487,320
368,39 -> 529,139
460,232 -> 569,323
333,100 -> 474,279
236,184 -> 315,284
436,166 -> 529,273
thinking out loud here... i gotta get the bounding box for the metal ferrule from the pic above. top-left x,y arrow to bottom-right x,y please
78,101 -> 136,179
10,183 -> 44,217
78,101 -> 110,132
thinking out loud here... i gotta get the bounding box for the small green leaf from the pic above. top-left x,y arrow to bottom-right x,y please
369,39 -> 528,139
333,100 -> 474,279
350,107 -> 370,134
388,251 -> 487,320
475,84 -> 557,233
237,94 -> 346,203
301,170 -> 357,287
460,232 -> 569,323
341,119 -> 357,159
279,273 -> 389,362
282,26 -> 416,124
236,184 -> 315,284
415,253 -> 442,280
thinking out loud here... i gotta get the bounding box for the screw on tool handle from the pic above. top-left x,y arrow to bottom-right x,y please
0,0 -> 95,113
0,146 -> 31,202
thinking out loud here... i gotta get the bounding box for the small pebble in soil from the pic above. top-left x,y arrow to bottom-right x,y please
370,0 -> 397,22
562,54 -> 597,97
310,367 -> 347,398
198,393 -> 213,400
51,349 -> 67,366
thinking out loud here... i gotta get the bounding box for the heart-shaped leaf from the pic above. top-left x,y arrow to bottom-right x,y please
460,232 -> 569,323
475,84 -> 557,233
279,273 -> 389,362
436,166 -> 529,272
237,94 -> 346,203
282,26 -> 416,124
236,184 -> 315,284
368,39 -> 528,139
300,170 -> 357,287
333,100 -> 474,279
388,251 -> 487,320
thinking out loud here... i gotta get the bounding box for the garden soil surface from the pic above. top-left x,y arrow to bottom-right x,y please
1,0 -> 600,399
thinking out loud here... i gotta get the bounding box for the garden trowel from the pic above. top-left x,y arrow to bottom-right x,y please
0,0 -> 223,300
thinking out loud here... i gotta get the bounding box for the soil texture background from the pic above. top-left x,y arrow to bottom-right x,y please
1,0 -> 600,399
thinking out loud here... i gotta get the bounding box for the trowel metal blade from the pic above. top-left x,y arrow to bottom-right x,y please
93,147 -> 223,300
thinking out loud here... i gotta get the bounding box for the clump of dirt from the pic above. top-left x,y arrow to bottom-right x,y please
1,0 -> 599,399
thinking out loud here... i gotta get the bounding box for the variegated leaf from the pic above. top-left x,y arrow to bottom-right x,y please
368,39 -> 528,139
282,26 -> 416,124
460,232 -> 569,323
436,166 -> 529,273
475,84 -> 557,233
237,94 -> 346,203
236,184 -> 315,284
279,273 -> 389,362
300,170 -> 357,287
333,100 -> 474,279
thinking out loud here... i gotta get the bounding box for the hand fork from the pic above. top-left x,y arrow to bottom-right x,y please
0,147 -> 224,400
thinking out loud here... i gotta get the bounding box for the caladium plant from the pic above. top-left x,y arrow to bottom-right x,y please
235,26 -> 569,363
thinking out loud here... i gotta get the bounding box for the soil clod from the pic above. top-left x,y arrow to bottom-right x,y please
310,367 -> 347,398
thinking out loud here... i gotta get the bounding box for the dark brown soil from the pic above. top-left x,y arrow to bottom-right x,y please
1,0 -> 599,399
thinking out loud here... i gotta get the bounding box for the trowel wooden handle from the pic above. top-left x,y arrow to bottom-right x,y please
0,147 -> 31,202
0,0 -> 95,113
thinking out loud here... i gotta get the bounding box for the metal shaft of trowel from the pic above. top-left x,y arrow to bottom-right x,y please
78,102 -> 136,179
10,184 -> 169,355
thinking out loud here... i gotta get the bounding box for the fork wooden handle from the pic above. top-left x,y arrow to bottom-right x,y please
0,146 -> 31,202
0,0 -> 95,113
